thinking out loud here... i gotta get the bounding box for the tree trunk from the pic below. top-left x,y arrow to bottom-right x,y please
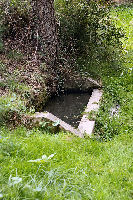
34,0 -> 58,68
32,0 -> 59,93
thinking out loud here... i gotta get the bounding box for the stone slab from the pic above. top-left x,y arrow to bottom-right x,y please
32,112 -> 83,138
78,89 -> 103,136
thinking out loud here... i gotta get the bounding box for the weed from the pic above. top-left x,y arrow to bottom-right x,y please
0,93 -> 26,125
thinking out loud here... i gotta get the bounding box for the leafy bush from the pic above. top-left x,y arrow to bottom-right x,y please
0,0 -> 33,50
55,0 -> 124,69
95,69 -> 133,140
0,0 -> 31,26
0,93 -> 26,125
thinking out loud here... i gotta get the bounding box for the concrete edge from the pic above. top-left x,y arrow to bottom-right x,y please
32,112 -> 83,138
78,89 -> 103,136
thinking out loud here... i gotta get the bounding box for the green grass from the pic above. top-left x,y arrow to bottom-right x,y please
0,4 -> 133,200
0,127 -> 132,200
94,4 -> 133,140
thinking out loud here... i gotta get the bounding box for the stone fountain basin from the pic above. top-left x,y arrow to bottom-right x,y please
29,89 -> 102,137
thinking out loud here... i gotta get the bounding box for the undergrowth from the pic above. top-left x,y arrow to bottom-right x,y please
94,4 -> 133,140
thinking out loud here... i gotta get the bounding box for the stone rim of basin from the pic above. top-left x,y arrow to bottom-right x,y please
78,89 -> 103,136
31,89 -> 103,138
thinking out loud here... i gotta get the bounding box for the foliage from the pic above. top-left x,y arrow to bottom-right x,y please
0,0 -> 33,51
55,0 -> 124,69
0,0 -> 31,26
94,4 -> 133,140
0,93 -> 26,125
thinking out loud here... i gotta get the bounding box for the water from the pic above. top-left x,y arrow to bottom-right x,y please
44,92 -> 92,127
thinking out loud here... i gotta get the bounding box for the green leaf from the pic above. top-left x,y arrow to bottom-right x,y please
52,120 -> 60,127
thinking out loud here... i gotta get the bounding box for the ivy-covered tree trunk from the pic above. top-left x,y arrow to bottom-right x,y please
32,0 -> 59,93
34,0 -> 58,68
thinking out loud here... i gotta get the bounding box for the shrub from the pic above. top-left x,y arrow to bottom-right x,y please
55,0 -> 124,69
0,93 -> 26,125
0,0 -> 33,51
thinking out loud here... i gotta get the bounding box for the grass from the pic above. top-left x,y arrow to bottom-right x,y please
94,4 -> 133,140
0,4 -> 133,200
0,127 -> 132,199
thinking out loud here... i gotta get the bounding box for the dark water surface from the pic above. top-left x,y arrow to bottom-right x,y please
44,92 -> 92,127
